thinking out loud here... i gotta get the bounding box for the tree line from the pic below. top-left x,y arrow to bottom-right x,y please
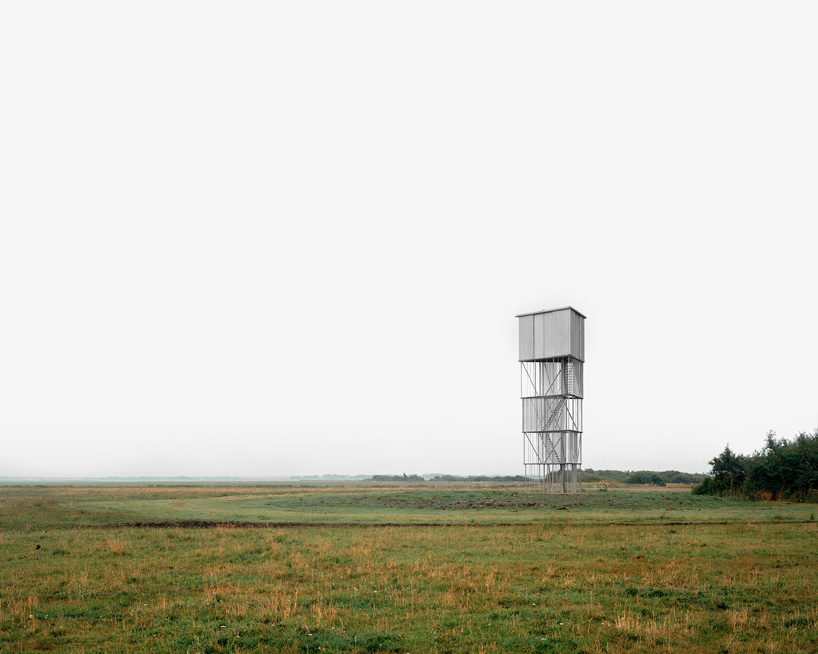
693,429 -> 818,500
367,475 -> 527,482
584,469 -> 706,485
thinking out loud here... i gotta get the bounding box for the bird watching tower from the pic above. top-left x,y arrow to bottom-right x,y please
517,307 -> 586,493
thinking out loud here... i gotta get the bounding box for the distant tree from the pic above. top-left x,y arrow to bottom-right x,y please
370,474 -> 425,482
582,469 -> 631,483
708,444 -> 747,494
744,431 -> 818,499
664,471 -> 707,484
791,431 -> 818,495
580,469 -> 705,484
429,475 -> 526,482
623,471 -> 666,486
695,430 -> 818,500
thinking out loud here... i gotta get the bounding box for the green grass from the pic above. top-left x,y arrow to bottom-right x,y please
1,483 -> 813,529
1,484 -> 817,653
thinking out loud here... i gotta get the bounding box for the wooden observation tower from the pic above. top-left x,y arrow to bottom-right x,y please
517,307 -> 586,493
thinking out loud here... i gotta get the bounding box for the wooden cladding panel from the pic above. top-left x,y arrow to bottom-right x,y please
519,314 -> 535,361
518,307 -> 585,362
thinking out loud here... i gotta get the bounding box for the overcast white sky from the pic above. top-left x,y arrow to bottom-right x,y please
2,2 -> 816,478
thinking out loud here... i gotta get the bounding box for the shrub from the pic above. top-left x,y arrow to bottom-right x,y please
623,472 -> 666,486
697,429 -> 818,500
691,477 -> 714,495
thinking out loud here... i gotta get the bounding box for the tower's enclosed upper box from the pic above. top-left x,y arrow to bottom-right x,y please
517,307 -> 586,362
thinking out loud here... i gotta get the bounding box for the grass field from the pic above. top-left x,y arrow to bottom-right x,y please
1,483 -> 816,653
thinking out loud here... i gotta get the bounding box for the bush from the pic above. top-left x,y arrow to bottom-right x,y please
691,477 -> 714,495
696,429 -> 818,500
429,475 -> 526,482
369,475 -> 426,482
584,469 -> 706,485
665,471 -> 707,484
624,471 -> 666,486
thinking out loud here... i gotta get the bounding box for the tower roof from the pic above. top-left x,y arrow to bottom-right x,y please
515,306 -> 587,320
